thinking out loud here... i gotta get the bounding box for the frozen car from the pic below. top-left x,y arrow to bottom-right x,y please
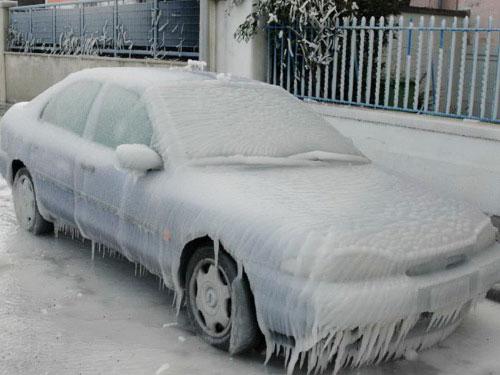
1,68 -> 500,374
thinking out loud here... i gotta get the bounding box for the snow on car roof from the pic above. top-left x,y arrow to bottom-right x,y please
67,66 -> 219,90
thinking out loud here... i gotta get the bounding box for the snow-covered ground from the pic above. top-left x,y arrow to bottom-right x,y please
1,175 -> 500,375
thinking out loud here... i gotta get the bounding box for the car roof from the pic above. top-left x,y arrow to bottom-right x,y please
66,67 -> 255,91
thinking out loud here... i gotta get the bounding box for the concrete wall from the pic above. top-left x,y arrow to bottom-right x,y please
4,52 -> 185,102
312,103 -> 500,216
199,0 -> 267,81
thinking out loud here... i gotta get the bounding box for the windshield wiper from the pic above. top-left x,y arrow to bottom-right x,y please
288,151 -> 370,163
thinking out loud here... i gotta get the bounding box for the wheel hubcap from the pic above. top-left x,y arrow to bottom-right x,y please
190,260 -> 232,338
13,175 -> 36,231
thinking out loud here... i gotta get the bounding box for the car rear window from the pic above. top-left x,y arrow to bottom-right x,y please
41,80 -> 101,136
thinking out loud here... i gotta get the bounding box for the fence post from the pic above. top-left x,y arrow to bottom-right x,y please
0,1 -> 17,103
80,3 -> 84,44
467,16 -> 480,117
445,17 -> 457,114
413,16 -> 424,111
479,16 -> 493,119
52,6 -> 56,46
383,15 -> 394,107
423,16 -> 435,112
152,0 -> 158,57
113,0 -> 118,56
456,16 -> 468,116
374,16 -> 384,106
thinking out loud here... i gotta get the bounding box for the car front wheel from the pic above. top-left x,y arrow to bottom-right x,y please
185,245 -> 258,352
12,167 -> 52,235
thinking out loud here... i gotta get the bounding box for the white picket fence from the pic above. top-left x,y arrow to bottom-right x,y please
267,15 -> 500,124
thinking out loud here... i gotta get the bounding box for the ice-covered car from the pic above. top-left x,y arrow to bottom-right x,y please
1,67 -> 500,374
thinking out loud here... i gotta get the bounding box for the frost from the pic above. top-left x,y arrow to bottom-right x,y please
147,79 -> 363,162
1,68 -> 500,375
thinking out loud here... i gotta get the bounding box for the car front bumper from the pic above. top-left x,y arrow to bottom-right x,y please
249,242 -> 500,348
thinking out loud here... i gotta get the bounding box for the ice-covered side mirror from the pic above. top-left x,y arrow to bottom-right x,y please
115,144 -> 163,173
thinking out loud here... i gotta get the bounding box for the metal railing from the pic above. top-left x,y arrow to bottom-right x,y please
8,0 -> 199,59
268,16 -> 500,124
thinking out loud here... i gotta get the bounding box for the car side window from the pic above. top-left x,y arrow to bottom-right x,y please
41,81 -> 101,136
92,85 -> 153,149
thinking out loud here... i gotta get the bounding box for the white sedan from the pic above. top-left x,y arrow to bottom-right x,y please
1,67 -> 499,374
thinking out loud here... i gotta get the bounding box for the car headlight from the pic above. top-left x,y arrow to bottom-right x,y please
280,251 -> 399,282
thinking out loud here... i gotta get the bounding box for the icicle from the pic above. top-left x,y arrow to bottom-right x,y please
376,321 -> 396,364
91,241 -> 95,261
264,335 -> 275,365
333,331 -> 350,375
287,349 -> 301,375
237,261 -> 243,279
359,323 -> 382,366
213,239 -> 219,268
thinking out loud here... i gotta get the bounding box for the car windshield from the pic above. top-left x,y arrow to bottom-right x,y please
154,80 -> 365,161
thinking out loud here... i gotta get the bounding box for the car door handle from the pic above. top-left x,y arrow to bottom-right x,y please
80,163 -> 95,173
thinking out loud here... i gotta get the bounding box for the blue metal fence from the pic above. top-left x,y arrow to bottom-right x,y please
268,16 -> 500,124
8,0 -> 199,59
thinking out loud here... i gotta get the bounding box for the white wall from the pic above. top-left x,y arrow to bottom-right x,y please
200,0 -> 267,81
312,103 -> 500,216
4,52 -> 185,103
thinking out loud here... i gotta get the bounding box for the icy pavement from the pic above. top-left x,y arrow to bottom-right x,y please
0,176 -> 499,375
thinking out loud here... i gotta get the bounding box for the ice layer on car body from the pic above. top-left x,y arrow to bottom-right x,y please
1,68 -> 500,375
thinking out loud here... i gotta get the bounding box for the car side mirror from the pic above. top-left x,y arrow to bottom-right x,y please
115,144 -> 163,173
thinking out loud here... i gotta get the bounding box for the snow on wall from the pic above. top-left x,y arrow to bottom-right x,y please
1,69 -> 500,375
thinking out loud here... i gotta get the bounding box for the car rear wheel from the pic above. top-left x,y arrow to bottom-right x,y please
185,245 -> 258,352
12,168 -> 52,235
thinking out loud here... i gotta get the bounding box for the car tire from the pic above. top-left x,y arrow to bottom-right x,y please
185,245 -> 258,352
12,168 -> 52,235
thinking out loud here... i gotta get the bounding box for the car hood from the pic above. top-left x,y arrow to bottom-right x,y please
166,161 -> 496,281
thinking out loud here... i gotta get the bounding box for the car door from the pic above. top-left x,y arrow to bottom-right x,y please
74,84 -> 161,266
33,80 -> 101,225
